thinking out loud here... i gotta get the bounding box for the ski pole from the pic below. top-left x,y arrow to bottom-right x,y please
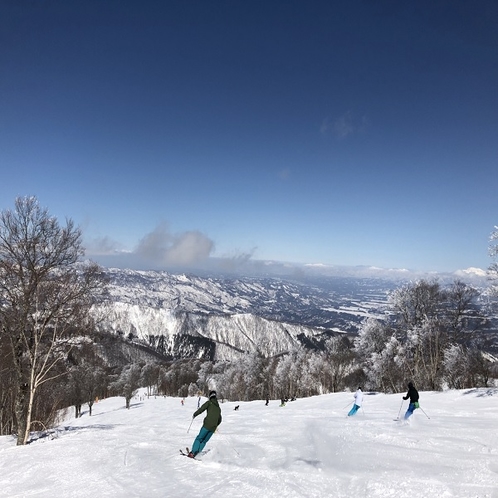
342,400 -> 353,409
187,417 -> 194,433
396,399 -> 404,420
419,406 -> 430,419
218,430 -> 240,457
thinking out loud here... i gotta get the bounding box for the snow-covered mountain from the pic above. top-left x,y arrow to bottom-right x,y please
92,267 -> 497,361
93,268 -> 393,361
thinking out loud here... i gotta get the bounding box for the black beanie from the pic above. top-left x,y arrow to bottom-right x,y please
209,390 -> 217,399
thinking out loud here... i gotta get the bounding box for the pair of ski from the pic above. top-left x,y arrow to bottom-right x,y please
179,447 -> 195,459
179,447 -> 210,460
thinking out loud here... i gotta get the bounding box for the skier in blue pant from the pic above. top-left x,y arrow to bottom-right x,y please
347,387 -> 363,416
188,390 -> 222,458
403,382 -> 419,419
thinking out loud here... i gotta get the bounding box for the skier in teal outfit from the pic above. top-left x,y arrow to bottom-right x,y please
347,387 -> 363,416
188,390 -> 222,458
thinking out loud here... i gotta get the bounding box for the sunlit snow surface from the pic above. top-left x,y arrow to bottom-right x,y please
1,389 -> 497,497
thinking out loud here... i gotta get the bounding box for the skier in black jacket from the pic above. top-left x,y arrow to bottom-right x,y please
403,381 -> 419,420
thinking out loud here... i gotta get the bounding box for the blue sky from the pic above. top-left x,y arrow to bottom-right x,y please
1,1 -> 497,274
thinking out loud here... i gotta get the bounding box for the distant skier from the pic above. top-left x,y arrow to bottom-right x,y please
403,381 -> 419,419
188,390 -> 222,458
347,387 -> 363,416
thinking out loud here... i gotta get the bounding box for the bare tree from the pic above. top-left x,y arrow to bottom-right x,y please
0,197 -> 107,445
0,334 -> 16,435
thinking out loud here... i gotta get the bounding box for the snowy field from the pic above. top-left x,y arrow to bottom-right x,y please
0,388 -> 497,498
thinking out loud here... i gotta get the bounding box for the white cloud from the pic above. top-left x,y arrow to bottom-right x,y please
321,111 -> 369,139
135,222 -> 214,266
334,111 -> 355,138
84,235 -> 125,255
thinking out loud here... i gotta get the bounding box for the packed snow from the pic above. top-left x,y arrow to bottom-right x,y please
1,388 -> 497,497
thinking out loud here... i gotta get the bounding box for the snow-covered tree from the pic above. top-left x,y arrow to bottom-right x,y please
389,280 -> 442,330
242,352 -> 266,400
111,364 -> 142,409
359,279 -> 488,392
323,336 -> 355,393
403,318 -> 446,390
141,363 -> 161,397
272,349 -> 315,399
196,361 -> 216,395
187,382 -> 199,397
443,344 -> 468,389
355,318 -> 403,392
489,226 -> 498,298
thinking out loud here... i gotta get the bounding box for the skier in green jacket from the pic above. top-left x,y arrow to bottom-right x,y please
188,390 -> 222,458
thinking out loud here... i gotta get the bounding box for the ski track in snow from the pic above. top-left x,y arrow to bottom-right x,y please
0,389 -> 497,497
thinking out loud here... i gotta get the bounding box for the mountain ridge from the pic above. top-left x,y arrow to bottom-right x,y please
92,267 -> 495,361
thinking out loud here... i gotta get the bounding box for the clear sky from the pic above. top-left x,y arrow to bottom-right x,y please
1,1 -> 497,274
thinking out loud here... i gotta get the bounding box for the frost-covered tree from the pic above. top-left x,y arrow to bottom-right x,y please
489,226 -> 498,298
443,280 -> 483,344
355,318 -> 403,392
358,279 -> 487,392
187,382 -> 199,396
403,318 -> 446,390
196,361 -> 216,395
0,197 -> 107,445
222,361 -> 246,400
242,352 -> 266,400
141,362 -> 161,397
262,357 -> 279,399
111,364 -> 142,409
389,280 -> 442,330
323,336 -> 355,393
155,359 -> 201,397
443,344 -> 468,389
273,350 -> 314,399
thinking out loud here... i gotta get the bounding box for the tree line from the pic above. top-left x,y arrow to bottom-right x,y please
1,197 -> 497,445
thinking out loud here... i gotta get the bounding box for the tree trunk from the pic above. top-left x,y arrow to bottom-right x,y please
22,385 -> 36,446
14,383 -> 29,446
